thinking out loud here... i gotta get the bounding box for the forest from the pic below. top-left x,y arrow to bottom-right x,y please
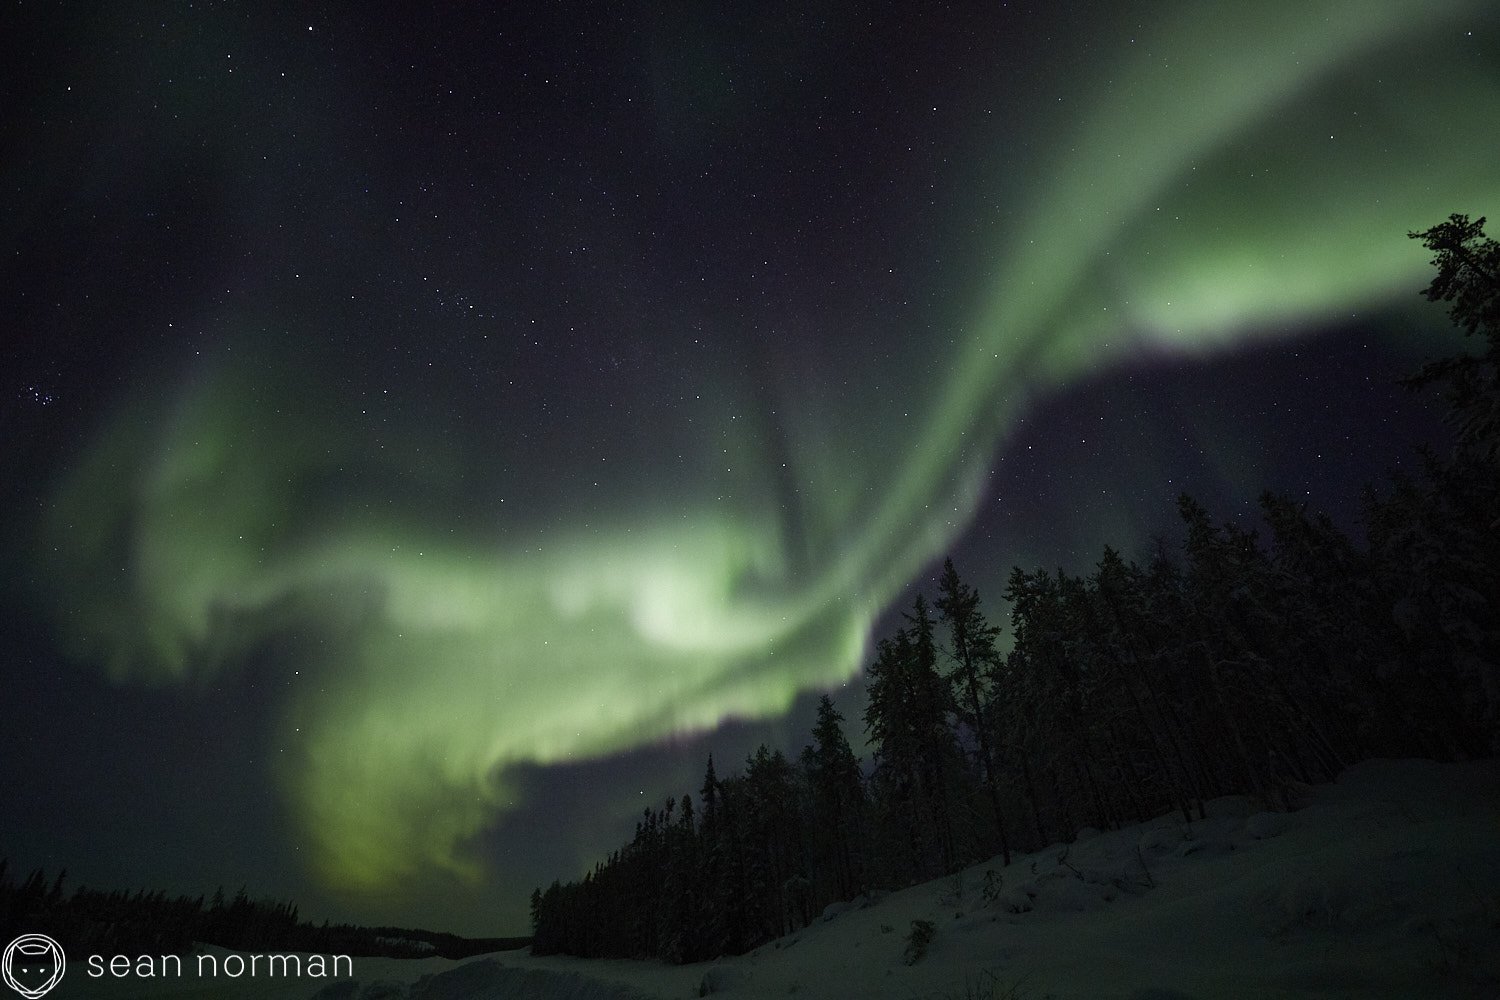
528,215 -> 1500,963
0,861 -> 524,960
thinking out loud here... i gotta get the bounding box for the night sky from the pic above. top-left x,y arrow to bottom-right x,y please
3,2 -> 1496,937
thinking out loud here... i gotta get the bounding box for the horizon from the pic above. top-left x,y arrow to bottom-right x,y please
3,1 -> 1497,938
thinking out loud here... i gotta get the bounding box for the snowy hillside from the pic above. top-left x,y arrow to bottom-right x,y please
68,758 -> 1499,999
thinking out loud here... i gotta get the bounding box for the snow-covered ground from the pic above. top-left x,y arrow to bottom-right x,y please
65,758 -> 1500,999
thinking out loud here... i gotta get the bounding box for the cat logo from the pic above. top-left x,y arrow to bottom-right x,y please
2,935 -> 65,999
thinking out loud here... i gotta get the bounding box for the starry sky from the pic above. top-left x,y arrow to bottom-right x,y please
2,2 -> 1496,937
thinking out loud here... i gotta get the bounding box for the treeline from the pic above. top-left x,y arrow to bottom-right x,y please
0,861 -> 524,959
530,705 -> 866,962
530,215 -> 1499,962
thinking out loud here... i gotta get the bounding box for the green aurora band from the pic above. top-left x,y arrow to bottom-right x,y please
28,0 -> 1500,896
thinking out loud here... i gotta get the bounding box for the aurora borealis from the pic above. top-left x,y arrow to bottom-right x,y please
3,2 -> 1496,935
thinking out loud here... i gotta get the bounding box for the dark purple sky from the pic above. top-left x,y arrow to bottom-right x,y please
2,1 -> 1491,935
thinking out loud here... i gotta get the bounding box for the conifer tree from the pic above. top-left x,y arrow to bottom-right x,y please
1394,214 -> 1500,752
743,745 -> 805,939
800,695 -> 867,902
1089,546 -> 1201,823
935,558 -> 1011,865
865,629 -> 927,876
1407,213 -> 1500,462
657,793 -> 699,962
865,595 -> 967,877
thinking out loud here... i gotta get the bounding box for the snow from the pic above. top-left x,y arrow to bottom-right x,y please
65,758 -> 1500,999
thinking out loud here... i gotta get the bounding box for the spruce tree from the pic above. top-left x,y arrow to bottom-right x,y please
935,558 -> 1010,865
865,595 -> 966,878
800,695 -> 867,901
